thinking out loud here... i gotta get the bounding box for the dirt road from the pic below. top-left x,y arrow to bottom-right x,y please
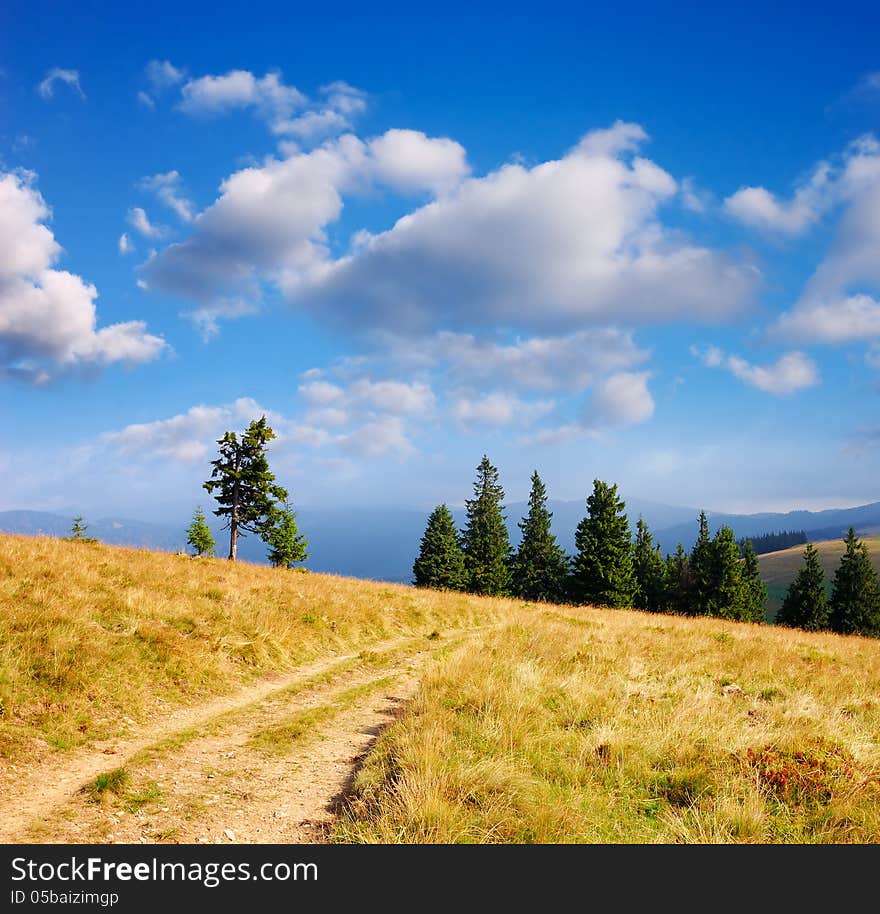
0,632 -> 456,843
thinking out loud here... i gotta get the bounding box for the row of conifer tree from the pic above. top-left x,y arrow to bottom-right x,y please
412,456 -> 880,636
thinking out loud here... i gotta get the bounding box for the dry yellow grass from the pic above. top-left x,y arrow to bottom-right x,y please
0,533 -> 506,763
335,605 -> 880,843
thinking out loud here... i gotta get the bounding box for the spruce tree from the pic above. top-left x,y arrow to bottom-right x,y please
511,471 -> 569,603
740,539 -> 767,623
632,518 -> 666,612
186,506 -> 216,557
828,528 -> 880,637
461,456 -> 512,596
777,543 -> 828,631
665,543 -> 694,615
203,416 -> 288,561
571,480 -> 634,607
708,525 -> 748,620
263,502 -> 308,569
690,511 -> 712,615
67,515 -> 97,544
413,504 -> 467,591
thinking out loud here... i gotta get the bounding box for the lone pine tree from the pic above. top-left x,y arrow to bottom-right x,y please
263,502 -> 308,569
571,480 -> 634,607
462,455 -> 512,596
203,416 -> 288,561
511,471 -> 569,603
186,506 -> 216,557
777,542 -> 828,631
412,504 -> 467,591
632,518 -> 666,613
828,528 -> 880,637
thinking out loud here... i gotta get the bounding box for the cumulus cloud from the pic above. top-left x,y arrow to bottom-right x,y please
145,60 -> 185,93
336,415 -> 413,458
138,171 -> 194,222
118,233 -> 133,255
37,68 -> 85,100
588,371 -> 654,425
299,376 -> 435,418
178,69 -> 307,130
689,344 -> 724,367
0,171 -> 166,382
104,405 -> 228,462
127,206 -> 166,239
724,164 -> 832,235
452,391 -> 554,427
406,328 -> 649,392
767,136 -> 880,343
695,345 -> 819,395
273,81 -> 368,142
142,130 -> 471,312
144,121 -> 756,336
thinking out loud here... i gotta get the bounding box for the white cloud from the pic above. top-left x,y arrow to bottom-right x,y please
726,351 -> 819,395
774,294 -> 880,343
299,376 -> 434,416
280,122 -> 756,334
452,391 -> 553,427
336,416 -> 413,458
588,371 -> 654,425
143,121 -> 756,336
137,91 -> 156,109
272,81 -> 368,142
681,177 -> 711,213
118,233 -> 133,255
367,129 -> 469,195
138,171 -> 194,222
410,328 -> 649,392
127,206 -> 166,239
37,68 -> 85,100
145,60 -> 185,93
104,405 -> 229,462
767,136 -> 880,343
689,344 -> 724,367
0,171 -> 166,382
178,69 -> 306,131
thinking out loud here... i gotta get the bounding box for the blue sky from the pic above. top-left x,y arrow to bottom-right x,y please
1,0 -> 879,522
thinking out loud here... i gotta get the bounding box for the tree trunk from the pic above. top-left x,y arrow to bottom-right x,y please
228,448 -> 241,561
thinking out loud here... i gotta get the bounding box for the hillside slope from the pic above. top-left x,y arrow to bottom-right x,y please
759,536 -> 880,618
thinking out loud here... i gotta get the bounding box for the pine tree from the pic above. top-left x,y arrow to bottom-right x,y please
461,456 -> 512,596
690,511 -> 712,615
828,528 -> 880,637
665,543 -> 694,615
708,525 -> 748,620
571,480 -> 634,607
263,502 -> 308,569
632,518 -> 666,612
740,539 -> 767,623
186,506 -> 216,557
413,504 -> 467,591
67,515 -> 97,544
777,543 -> 828,631
511,471 -> 569,603
203,416 -> 288,561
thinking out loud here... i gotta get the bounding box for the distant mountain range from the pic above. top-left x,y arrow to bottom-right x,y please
2,499 -> 879,584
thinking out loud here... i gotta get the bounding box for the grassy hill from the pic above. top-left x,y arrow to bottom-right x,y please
2,533 -> 879,843
759,536 -> 880,619
0,533 -> 503,763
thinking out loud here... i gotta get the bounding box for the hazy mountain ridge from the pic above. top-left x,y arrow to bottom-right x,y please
2,499 -> 879,584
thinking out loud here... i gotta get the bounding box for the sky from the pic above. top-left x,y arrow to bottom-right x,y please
1,0 -> 879,522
